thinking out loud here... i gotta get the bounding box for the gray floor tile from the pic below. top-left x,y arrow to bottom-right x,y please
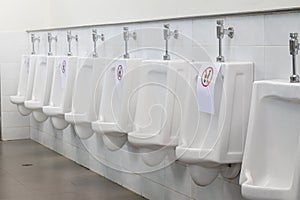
0,140 -> 146,200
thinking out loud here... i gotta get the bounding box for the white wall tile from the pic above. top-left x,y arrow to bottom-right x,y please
2,111 -> 29,128
142,177 -> 165,200
89,155 -> 107,177
224,46 -> 265,80
265,12 -> 300,46
122,172 -> 143,195
1,79 -> 18,96
192,18 -> 218,46
265,46 -> 292,80
164,162 -> 192,197
105,165 -> 123,185
164,187 -> 191,200
1,96 -> 18,112
1,126 -> 29,140
225,15 -> 264,46
0,63 -> 20,83
0,61 -> 21,96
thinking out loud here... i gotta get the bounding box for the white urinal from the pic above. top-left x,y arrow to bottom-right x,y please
10,55 -> 38,116
127,60 -> 188,166
91,59 -> 141,151
24,56 -> 55,122
65,57 -> 108,139
240,80 -> 300,200
176,62 -> 253,186
43,56 -> 78,130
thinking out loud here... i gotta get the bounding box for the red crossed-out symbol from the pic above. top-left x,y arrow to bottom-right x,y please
201,66 -> 214,87
117,64 -> 123,80
61,60 -> 66,74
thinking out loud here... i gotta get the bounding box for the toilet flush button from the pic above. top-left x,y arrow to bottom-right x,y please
196,63 -> 221,114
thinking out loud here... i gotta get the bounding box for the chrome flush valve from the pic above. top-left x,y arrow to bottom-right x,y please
31,33 -> 40,55
216,20 -> 234,62
289,32 -> 300,83
47,33 -> 57,56
92,29 -> 105,57
123,27 -> 137,59
163,24 -> 179,60
67,31 -> 78,56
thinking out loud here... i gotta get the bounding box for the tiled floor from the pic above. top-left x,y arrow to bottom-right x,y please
0,139 -> 146,200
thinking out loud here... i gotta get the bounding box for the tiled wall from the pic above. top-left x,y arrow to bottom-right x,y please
0,32 -> 30,140
25,11 -> 300,200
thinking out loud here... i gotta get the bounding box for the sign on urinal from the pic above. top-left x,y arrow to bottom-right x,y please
59,60 -> 68,89
196,63 -> 221,114
115,60 -> 127,82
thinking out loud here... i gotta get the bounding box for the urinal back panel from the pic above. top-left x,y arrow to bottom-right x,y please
44,57 -> 55,105
25,55 -> 38,100
71,57 -> 108,121
98,59 -> 141,131
17,55 -> 30,96
178,62 -> 253,164
72,58 -> 93,113
99,63 -> 117,122
90,58 -> 109,120
31,56 -> 47,101
62,57 -> 78,112
217,62 -> 253,162
49,57 -> 67,107
118,59 -> 141,130
169,61 -> 193,141
179,62 -> 222,149
133,61 -> 169,135
241,81 -> 300,188
49,56 -> 77,111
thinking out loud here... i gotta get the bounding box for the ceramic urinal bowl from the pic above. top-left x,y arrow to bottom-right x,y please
24,56 -> 55,122
240,80 -> 300,200
10,55 -> 38,116
91,59 -> 141,151
43,56 -> 78,130
176,62 -> 253,186
65,57 -> 108,139
128,60 -> 188,166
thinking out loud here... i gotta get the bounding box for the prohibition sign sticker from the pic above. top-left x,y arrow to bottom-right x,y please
61,60 -> 67,74
117,64 -> 123,81
201,66 -> 214,87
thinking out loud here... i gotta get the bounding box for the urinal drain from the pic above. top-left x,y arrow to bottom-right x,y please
21,163 -> 33,167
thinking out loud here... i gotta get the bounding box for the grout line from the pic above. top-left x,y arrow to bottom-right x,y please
26,8 -> 300,32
